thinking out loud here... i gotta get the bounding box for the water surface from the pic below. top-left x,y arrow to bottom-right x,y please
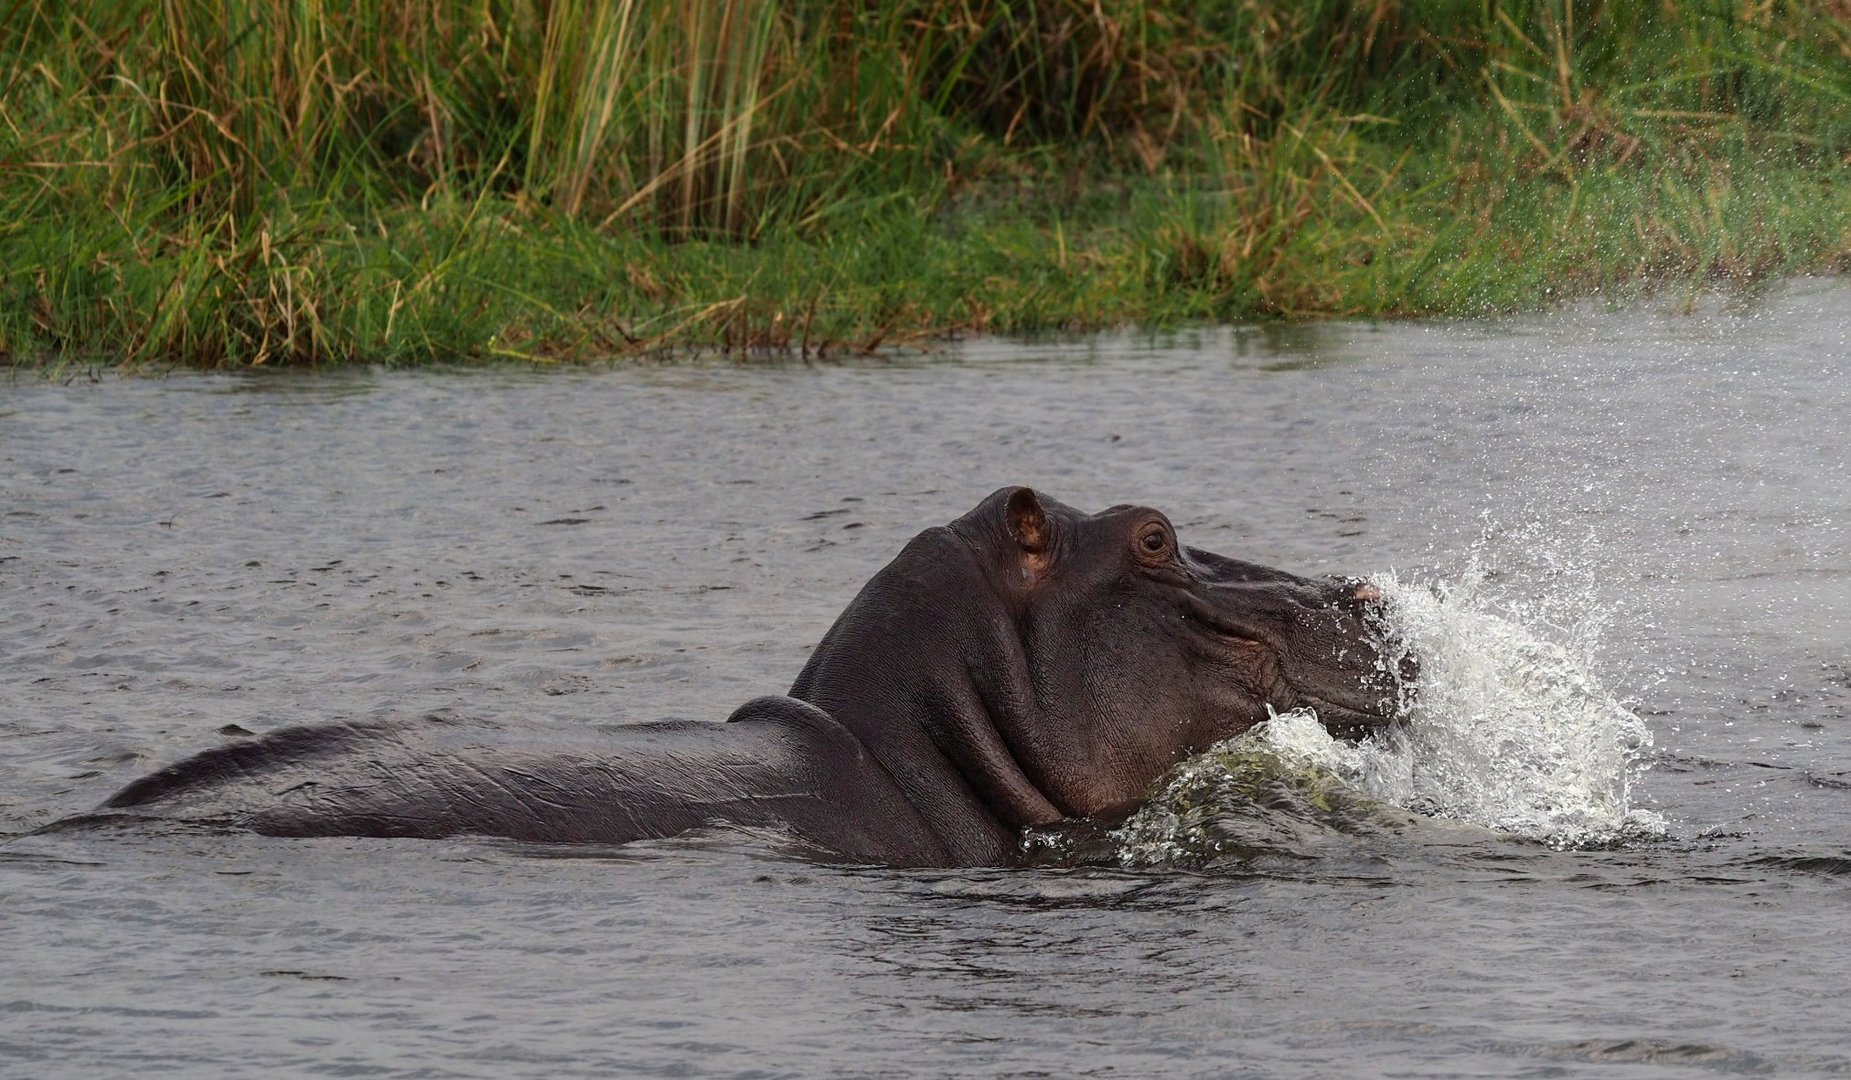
2,281 -> 1847,1077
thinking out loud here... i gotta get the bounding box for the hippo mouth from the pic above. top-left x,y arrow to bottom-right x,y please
1180,590 -> 1406,739
1289,691 -> 1397,742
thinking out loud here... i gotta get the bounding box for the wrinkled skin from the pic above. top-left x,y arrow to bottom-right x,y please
84,487 -> 1404,867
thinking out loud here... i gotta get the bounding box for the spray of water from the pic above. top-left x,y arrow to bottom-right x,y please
1114,571 -> 1664,862
1340,571 -> 1663,845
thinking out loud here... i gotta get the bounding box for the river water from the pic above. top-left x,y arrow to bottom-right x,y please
2,280 -> 1846,1077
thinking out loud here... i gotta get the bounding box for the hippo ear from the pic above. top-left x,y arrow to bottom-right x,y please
1005,487 -> 1051,566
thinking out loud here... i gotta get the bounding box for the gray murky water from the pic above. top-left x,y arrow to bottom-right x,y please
3,280 -> 1847,1077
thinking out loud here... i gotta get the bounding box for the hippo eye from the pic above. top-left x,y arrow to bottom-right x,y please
1134,522 -> 1174,562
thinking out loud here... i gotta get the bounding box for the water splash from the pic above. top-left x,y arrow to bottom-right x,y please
1347,571 -> 1662,845
1114,572 -> 1664,865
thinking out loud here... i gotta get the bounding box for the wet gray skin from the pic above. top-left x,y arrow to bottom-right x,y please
86,487 -> 1402,865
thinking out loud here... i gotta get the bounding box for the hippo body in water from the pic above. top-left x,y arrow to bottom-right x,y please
94,487 -> 1402,866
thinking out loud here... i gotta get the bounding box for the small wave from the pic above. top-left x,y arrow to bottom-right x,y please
1499,1036 -> 1781,1072
1741,851 -> 1851,879
1108,733 -> 1440,868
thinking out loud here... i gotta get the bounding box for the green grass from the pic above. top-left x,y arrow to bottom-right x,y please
2,0 -> 1847,367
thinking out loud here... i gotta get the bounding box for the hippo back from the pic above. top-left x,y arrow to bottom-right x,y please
94,699 -> 948,865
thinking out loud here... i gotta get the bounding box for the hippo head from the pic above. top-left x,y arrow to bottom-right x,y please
791,487 -> 1407,851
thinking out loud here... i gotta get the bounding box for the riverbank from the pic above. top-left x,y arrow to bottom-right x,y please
4,1 -> 1846,368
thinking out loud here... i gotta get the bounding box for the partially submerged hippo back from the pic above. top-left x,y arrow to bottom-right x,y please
93,487 -> 1403,866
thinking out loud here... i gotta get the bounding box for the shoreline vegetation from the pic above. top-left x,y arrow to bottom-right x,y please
3,1 -> 1847,368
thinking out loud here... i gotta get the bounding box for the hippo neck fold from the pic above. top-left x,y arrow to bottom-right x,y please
787,525 -> 1064,864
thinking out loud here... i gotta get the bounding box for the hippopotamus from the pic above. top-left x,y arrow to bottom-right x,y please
90,487 -> 1404,866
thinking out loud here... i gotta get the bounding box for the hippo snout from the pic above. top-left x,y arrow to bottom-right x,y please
1309,576 -> 1417,723
1332,575 -> 1420,686
1205,573 -> 1414,737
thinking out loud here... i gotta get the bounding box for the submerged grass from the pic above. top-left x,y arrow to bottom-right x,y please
2,0 -> 1846,367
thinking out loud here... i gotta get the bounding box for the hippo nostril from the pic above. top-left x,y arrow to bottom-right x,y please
1325,577 -> 1386,613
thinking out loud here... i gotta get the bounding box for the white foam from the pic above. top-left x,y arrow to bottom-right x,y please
1253,572 -> 1664,848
